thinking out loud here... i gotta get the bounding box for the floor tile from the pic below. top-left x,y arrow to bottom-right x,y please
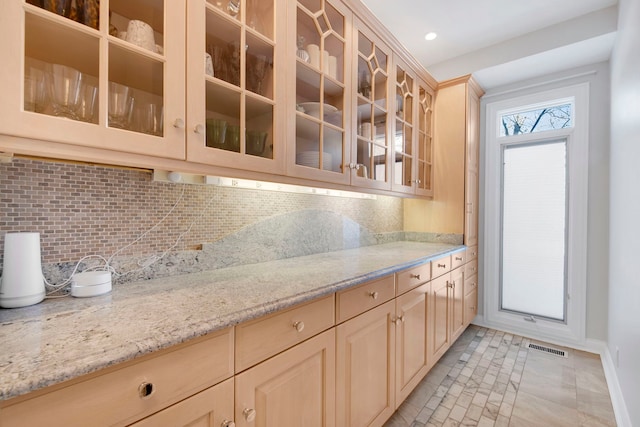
383,327 -> 616,427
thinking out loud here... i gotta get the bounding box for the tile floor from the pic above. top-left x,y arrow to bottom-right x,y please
384,326 -> 616,427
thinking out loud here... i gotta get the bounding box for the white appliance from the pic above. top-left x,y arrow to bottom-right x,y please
0,232 -> 46,308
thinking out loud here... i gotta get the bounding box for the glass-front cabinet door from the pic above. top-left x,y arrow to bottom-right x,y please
416,80 -> 434,197
351,19 -> 392,190
0,0 -> 186,159
289,0 -> 351,185
186,0 -> 284,174
392,58 -> 417,193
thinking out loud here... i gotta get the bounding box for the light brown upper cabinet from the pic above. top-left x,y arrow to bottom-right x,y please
288,0 -> 352,185
186,0 -> 286,175
350,19 -> 393,191
0,0 -> 441,198
0,0 -> 187,159
391,57 -> 417,194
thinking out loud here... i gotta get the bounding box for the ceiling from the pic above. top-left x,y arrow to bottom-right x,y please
360,0 -> 618,90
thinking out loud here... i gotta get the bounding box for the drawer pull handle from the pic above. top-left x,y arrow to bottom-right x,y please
410,274 -> 421,280
437,263 -> 446,268
369,291 -> 379,300
455,256 -> 463,261
470,306 -> 476,310
447,281 -> 454,289
221,420 -> 236,427
138,382 -> 154,398
293,321 -> 305,332
243,408 -> 257,422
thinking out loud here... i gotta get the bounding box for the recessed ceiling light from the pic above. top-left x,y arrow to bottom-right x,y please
424,32 -> 437,41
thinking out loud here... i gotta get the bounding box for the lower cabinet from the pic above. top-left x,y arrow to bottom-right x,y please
395,283 -> 430,404
450,266 -> 465,342
430,273 -> 451,363
0,327 -> 235,427
235,329 -> 336,427
131,378 -> 235,427
0,250 -> 477,427
336,301 -> 396,427
464,289 -> 478,326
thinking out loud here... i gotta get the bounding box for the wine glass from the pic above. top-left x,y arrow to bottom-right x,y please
248,54 -> 268,96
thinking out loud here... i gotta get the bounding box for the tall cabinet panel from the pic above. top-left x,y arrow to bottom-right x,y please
465,82 -> 482,246
350,19 -> 392,190
0,0 -> 186,158
186,0 -> 284,175
289,0 -> 351,185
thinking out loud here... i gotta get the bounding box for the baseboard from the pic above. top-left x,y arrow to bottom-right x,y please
471,318 -> 632,426
593,340 -> 633,427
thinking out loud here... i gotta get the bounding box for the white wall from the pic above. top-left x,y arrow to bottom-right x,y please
608,0 -> 640,424
478,61 -> 611,341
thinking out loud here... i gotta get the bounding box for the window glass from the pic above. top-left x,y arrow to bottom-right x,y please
499,102 -> 573,137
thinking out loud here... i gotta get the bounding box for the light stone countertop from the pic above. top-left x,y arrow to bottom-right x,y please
0,241 -> 464,401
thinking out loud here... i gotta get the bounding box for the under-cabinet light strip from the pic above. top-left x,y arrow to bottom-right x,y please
153,170 -> 377,200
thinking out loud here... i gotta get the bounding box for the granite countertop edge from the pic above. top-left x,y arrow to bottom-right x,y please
0,241 -> 465,401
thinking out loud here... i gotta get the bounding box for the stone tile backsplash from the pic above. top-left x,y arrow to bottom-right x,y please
0,158 -> 461,287
0,158 -> 404,283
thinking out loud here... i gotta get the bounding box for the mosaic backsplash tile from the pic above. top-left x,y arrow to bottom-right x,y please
0,158 -> 410,284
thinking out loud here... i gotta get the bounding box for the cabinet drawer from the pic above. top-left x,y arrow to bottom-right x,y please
336,275 -> 395,323
235,295 -> 335,372
465,259 -> 478,278
466,245 -> 478,261
464,273 -> 478,296
464,289 -> 478,326
396,262 -> 431,295
1,327 -> 234,427
451,251 -> 466,269
431,254 -> 451,278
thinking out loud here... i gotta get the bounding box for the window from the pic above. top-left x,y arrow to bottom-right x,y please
484,83 -> 589,345
499,100 -> 573,136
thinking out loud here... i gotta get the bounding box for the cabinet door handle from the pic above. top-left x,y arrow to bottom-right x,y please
221,421 -> 236,427
173,118 -> 185,129
138,382 -> 154,398
369,291 -> 379,300
391,315 -> 405,324
194,124 -> 204,134
243,408 -> 256,422
410,273 -> 421,280
292,321 -> 305,332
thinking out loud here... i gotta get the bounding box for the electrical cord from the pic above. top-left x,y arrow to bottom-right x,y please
43,180 -> 223,296
44,182 -> 193,296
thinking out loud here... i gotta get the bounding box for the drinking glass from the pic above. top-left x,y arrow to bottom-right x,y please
140,103 -> 163,136
76,81 -> 98,123
246,130 -> 267,156
248,54 -> 268,95
108,82 -> 134,129
206,118 -> 227,148
24,70 -> 46,113
225,125 -> 241,152
46,64 -> 83,120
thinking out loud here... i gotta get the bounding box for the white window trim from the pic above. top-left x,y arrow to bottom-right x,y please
484,83 -> 589,346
